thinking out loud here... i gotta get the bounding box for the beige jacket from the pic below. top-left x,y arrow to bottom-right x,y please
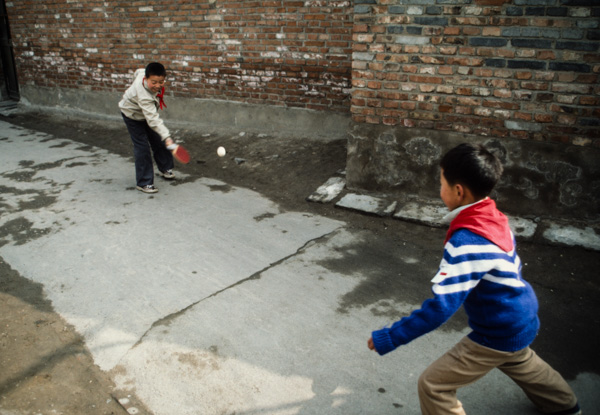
118,69 -> 170,140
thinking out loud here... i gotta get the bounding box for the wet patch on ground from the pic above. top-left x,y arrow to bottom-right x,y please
518,242 -> 600,379
0,184 -> 57,215
2,170 -> 39,182
208,183 -> 233,193
66,161 -> 88,168
0,257 -> 54,313
254,212 -> 277,222
48,141 -> 73,148
0,217 -> 52,247
318,235 -> 469,331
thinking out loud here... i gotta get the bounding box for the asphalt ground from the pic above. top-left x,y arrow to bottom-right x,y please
1,112 -> 599,415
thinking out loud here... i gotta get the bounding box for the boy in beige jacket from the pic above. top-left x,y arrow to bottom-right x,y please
119,62 -> 175,194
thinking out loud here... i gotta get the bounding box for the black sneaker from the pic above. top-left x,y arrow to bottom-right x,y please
158,169 -> 175,180
136,185 -> 158,194
550,403 -> 581,415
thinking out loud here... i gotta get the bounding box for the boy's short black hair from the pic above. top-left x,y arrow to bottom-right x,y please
145,62 -> 166,78
440,143 -> 503,199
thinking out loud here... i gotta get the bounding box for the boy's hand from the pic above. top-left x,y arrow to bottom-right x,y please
164,137 -> 174,147
368,337 -> 377,352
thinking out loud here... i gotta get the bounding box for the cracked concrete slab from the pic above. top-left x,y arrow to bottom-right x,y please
110,228 -> 600,415
2,119 -> 599,415
0,120 -> 343,372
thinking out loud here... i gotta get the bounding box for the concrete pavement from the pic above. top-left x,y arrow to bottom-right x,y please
1,119 -> 599,415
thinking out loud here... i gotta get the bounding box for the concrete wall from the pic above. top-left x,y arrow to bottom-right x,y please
347,122 -> 600,221
19,85 -> 351,141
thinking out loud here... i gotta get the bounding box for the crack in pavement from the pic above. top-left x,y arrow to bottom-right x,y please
130,227 -> 343,350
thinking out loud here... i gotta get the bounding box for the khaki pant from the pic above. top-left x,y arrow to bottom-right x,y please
418,336 -> 578,415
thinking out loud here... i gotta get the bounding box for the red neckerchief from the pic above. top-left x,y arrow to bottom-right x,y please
444,198 -> 513,252
156,87 -> 167,110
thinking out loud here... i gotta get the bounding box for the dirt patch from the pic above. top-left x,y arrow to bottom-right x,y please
0,256 -> 144,414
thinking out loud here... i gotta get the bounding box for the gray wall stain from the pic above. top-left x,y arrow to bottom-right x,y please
347,123 -> 600,221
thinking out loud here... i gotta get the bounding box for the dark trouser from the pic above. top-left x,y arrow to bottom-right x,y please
122,113 -> 173,187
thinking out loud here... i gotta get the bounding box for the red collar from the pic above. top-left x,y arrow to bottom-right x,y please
445,198 -> 513,252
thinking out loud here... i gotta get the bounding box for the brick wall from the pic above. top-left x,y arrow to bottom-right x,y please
351,0 -> 600,147
6,0 -> 353,112
5,1 -> 600,147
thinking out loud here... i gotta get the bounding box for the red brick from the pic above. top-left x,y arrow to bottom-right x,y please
580,96 -> 600,106
475,0 -> 511,5
514,112 -> 532,121
354,24 -> 369,33
367,81 -> 382,89
534,114 -> 553,123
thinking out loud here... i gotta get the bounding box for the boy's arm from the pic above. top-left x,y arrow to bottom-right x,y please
370,232 -> 484,355
138,95 -> 171,141
370,291 -> 465,355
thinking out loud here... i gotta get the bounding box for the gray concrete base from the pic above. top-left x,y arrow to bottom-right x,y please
19,85 -> 350,141
346,123 -> 600,223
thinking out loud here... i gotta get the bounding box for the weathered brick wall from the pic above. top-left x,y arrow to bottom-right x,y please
6,0 -> 353,112
7,0 -> 599,145
351,0 -> 600,147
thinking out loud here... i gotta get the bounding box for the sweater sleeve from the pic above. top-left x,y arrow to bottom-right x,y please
138,94 -> 170,140
371,288 -> 467,355
371,234 -> 478,356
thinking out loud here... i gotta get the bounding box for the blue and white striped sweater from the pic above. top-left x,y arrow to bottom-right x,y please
372,229 -> 539,355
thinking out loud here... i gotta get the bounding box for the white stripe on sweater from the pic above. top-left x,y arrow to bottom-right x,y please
445,241 -> 515,257
433,273 -> 525,295
482,274 -> 526,288
432,257 -> 521,283
433,279 -> 480,294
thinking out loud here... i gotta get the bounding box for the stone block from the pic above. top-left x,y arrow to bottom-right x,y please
336,193 -> 398,217
542,223 -> 600,251
307,177 -> 346,203
393,202 -> 448,227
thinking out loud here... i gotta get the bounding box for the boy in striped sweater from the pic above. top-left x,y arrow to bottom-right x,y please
368,143 -> 580,415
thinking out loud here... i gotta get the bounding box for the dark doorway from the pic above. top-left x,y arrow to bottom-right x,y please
0,0 -> 19,101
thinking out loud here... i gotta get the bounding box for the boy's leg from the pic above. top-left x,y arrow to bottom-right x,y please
145,124 -> 174,173
122,114 -> 154,187
418,337 -> 499,415
498,347 -> 578,413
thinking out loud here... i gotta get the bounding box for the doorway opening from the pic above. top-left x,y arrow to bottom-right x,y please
0,0 -> 19,113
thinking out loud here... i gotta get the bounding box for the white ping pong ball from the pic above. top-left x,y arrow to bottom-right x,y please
217,146 -> 226,157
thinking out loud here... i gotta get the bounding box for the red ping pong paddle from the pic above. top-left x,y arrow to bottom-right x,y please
168,144 -> 190,164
